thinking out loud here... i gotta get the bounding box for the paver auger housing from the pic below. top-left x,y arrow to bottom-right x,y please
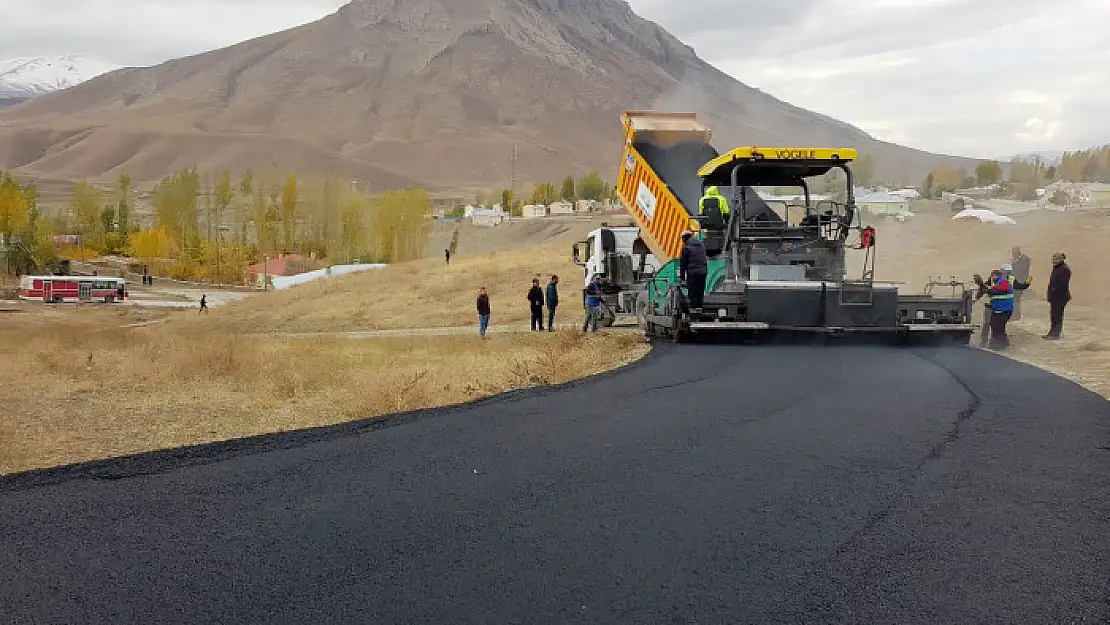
611,111 -> 975,344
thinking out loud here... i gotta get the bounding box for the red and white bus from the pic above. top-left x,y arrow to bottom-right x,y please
19,275 -> 128,303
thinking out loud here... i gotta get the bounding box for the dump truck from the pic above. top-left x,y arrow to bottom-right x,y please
571,225 -> 660,327
609,110 -> 976,343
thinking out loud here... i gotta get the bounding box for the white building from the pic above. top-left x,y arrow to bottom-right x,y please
470,208 -> 508,227
576,199 -> 598,212
857,191 -> 911,217
549,201 -> 574,215
521,204 -> 547,218
890,188 -> 921,200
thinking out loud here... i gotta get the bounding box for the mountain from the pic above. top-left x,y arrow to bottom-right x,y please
0,56 -> 120,107
1005,150 -> 1066,165
0,0 -> 978,192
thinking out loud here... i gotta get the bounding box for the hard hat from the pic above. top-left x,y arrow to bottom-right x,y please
1001,263 -> 1013,272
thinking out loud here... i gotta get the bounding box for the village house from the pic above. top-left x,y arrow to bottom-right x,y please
470,208 -> 508,227
244,253 -> 323,289
856,191 -> 911,217
548,200 -> 574,215
521,204 -> 547,218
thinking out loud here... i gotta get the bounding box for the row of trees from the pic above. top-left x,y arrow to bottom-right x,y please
134,167 -> 432,281
1055,145 -> 1110,183
1,167 -> 433,283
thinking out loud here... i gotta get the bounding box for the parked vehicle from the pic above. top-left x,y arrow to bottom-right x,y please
19,275 -> 128,303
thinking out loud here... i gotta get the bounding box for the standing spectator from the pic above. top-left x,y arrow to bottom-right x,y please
476,287 -> 491,338
445,248 -> 451,265
199,294 -> 209,315
582,274 -> 602,333
545,274 -> 559,332
1044,251 -> 1071,340
987,271 -> 1014,350
527,278 -> 545,331
1010,247 -> 1031,319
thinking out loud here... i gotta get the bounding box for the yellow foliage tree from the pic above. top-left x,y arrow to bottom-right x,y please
370,188 -> 432,262
0,173 -> 29,238
530,181 -> 558,206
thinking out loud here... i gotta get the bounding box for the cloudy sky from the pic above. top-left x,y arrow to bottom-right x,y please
0,0 -> 1104,158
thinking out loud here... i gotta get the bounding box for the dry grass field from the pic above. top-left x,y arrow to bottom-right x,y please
0,315 -> 648,474
850,208 -> 1110,398
185,243 -> 588,334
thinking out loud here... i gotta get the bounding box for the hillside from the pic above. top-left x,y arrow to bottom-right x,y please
0,56 -> 119,108
0,0 -> 978,190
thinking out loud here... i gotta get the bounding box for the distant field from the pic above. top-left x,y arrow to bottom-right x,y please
186,242 -> 591,334
849,209 -> 1110,398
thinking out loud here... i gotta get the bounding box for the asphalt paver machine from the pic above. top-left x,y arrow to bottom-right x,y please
612,111 -> 975,344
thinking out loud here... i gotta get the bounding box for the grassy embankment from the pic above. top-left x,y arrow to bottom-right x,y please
1,243 -> 647,474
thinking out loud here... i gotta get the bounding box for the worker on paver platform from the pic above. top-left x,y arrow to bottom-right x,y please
1010,247 -> 1031,319
987,271 -> 1015,350
698,186 -> 729,222
679,231 -> 708,311
1044,251 -> 1071,340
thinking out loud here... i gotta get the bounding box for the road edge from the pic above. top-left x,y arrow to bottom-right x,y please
0,343 -> 663,492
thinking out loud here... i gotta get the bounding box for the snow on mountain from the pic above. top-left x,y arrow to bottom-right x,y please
0,55 -> 121,99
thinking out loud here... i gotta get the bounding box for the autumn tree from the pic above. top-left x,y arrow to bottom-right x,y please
577,172 -> 606,201
153,167 -> 200,247
338,193 -> 369,262
560,176 -> 575,201
70,180 -> 105,256
975,160 -> 1003,186
852,153 -> 876,188
281,173 -> 298,251
115,173 -> 133,236
500,188 -> 514,213
369,188 -> 433,262
0,173 -> 29,241
530,181 -> 558,206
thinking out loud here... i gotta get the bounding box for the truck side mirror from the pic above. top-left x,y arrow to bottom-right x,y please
572,244 -> 580,264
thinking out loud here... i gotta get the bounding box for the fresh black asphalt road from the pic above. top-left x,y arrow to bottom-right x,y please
2,345 -> 1108,624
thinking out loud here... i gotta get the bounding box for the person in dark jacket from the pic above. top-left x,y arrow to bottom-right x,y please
545,275 -> 559,332
476,287 -> 491,338
679,231 -> 708,310
527,278 -> 545,331
1010,247 -> 1031,319
1044,251 -> 1071,340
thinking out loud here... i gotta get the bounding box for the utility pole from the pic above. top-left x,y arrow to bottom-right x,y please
510,143 -> 518,210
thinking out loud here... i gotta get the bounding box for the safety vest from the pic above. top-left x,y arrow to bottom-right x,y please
990,276 -> 1014,312
699,188 -> 729,217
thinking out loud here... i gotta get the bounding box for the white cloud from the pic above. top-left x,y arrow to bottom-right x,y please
0,0 -> 1104,158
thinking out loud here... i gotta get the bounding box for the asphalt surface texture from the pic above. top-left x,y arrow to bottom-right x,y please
2,344 -> 1108,624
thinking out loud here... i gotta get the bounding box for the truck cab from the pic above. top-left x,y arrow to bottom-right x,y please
573,226 -> 660,287
572,226 -> 660,326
